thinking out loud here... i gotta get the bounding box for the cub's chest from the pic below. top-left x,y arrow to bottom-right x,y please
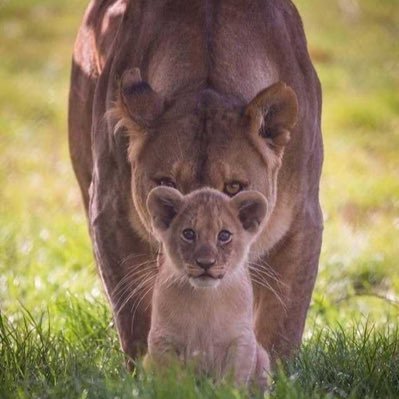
151,277 -> 253,367
173,322 -> 235,377
168,308 -> 247,357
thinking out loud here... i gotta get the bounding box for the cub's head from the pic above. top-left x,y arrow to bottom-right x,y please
147,187 -> 267,289
111,68 -> 297,243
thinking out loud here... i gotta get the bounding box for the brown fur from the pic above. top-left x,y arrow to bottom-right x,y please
146,187 -> 270,387
69,0 -> 323,365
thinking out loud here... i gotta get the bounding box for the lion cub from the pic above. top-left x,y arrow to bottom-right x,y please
146,186 -> 270,387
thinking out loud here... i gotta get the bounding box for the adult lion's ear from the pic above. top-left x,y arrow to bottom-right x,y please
244,82 -> 298,149
146,187 -> 183,232
119,68 -> 164,127
230,191 -> 268,234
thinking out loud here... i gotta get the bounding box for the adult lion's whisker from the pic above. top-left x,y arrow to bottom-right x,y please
119,253 -> 154,266
112,258 -> 156,285
114,261 -> 156,285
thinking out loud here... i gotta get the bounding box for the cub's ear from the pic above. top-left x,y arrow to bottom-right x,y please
244,82 -> 298,149
119,68 -> 164,127
146,187 -> 183,232
230,191 -> 268,234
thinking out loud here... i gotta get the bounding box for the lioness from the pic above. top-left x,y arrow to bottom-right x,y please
146,186 -> 269,387
69,0 -> 323,365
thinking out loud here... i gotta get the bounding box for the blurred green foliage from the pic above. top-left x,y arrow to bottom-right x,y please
299,0 -> 399,327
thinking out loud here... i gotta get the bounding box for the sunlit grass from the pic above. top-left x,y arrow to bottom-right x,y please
1,298 -> 398,399
306,0 -> 399,327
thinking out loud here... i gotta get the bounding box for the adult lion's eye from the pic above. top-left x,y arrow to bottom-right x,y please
218,230 -> 232,244
224,182 -> 243,196
158,178 -> 176,188
182,228 -> 196,242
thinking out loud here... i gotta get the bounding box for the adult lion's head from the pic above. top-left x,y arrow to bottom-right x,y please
110,68 -> 298,244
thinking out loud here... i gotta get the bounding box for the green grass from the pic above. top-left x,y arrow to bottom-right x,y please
1,298 -> 398,398
0,0 -> 398,397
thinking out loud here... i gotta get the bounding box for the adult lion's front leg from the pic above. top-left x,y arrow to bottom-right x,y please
88,61 -> 157,364
89,154 -> 155,365
253,212 -> 323,361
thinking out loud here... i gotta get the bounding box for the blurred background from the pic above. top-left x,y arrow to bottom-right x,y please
0,0 -> 398,329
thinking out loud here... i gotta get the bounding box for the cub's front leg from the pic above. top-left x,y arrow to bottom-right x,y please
225,333 -> 259,386
254,343 -> 271,390
146,330 -> 181,369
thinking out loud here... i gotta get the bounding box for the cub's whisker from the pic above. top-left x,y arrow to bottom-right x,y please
248,266 -> 287,311
112,262 -> 157,302
130,283 -> 154,331
115,272 -> 156,315
248,260 -> 287,288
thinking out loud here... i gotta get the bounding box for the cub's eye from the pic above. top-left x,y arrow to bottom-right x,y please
224,181 -> 243,196
157,178 -> 176,188
182,229 -> 196,242
218,230 -> 232,244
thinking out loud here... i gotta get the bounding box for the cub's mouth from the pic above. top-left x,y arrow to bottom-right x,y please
188,272 -> 224,289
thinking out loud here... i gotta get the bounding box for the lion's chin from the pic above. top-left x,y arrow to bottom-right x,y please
188,276 -> 221,289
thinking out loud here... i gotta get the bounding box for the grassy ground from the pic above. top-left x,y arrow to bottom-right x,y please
0,0 -> 398,397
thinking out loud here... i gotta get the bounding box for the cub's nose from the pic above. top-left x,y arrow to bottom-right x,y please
195,257 -> 216,270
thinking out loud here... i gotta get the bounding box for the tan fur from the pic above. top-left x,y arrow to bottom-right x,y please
109,82 -> 297,246
146,187 -> 270,387
69,0 -> 323,365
